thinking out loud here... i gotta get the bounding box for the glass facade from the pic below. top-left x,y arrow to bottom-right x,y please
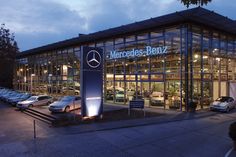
14,24 -> 236,111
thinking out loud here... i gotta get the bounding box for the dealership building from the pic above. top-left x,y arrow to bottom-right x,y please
14,7 -> 236,111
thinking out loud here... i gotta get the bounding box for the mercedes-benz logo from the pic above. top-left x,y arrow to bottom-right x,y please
86,50 -> 101,68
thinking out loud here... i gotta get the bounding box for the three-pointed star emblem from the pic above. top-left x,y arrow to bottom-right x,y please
86,50 -> 101,68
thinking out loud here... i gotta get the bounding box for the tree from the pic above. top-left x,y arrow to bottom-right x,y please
180,0 -> 212,8
0,24 -> 18,88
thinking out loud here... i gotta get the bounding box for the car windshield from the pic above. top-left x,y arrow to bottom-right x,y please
22,94 -> 30,98
152,92 -> 163,97
27,96 -> 37,101
75,86 -> 80,90
117,91 -> 124,94
60,96 -> 75,101
216,97 -> 230,102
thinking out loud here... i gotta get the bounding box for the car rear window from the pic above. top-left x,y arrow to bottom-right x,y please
38,96 -> 50,100
216,97 -> 231,102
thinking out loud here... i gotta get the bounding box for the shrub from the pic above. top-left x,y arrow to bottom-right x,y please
188,101 -> 197,112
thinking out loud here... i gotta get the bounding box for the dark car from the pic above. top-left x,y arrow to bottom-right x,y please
106,89 -> 114,100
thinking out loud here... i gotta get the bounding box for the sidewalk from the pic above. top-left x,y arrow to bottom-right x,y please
229,149 -> 236,157
55,104 -> 219,135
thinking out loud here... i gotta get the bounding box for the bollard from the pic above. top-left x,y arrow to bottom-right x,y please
33,120 -> 36,139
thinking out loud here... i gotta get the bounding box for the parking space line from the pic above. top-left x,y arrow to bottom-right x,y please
225,147 -> 233,157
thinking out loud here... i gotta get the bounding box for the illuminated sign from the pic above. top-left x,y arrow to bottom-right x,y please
86,50 -> 101,68
80,47 -> 103,117
108,46 -> 168,60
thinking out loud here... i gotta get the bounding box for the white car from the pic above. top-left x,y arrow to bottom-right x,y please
115,91 -> 127,102
17,95 -> 53,109
150,92 -> 164,106
210,96 -> 236,112
62,87 -> 80,95
48,96 -> 81,113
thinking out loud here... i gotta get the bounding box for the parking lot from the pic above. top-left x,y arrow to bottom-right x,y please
0,101 -> 57,144
1,99 -> 236,157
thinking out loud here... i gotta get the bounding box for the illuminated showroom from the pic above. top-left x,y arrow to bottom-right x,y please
14,7 -> 236,111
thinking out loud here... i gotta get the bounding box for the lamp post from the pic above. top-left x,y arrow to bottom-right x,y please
31,74 -> 35,93
48,74 -> 52,94
24,76 -> 27,92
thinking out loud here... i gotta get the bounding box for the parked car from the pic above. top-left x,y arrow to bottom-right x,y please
106,89 -> 114,100
210,96 -> 236,112
5,92 -> 23,102
16,95 -> 53,109
132,92 -> 144,100
127,89 -> 135,96
9,94 -> 31,106
48,96 -> 81,113
0,90 -> 15,101
150,92 -> 164,106
115,91 -> 127,102
62,87 -> 80,95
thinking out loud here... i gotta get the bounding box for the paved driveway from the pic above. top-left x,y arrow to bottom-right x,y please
0,101 -> 236,157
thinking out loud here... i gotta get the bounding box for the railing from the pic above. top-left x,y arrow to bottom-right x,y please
21,108 -> 58,126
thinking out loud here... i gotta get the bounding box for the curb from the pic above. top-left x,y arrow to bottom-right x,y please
60,111 -> 218,135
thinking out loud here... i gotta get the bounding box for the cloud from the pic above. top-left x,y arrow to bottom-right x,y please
0,0 -> 86,50
0,0 -> 235,51
65,0 -> 185,32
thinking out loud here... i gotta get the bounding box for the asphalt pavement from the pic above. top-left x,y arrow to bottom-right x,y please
0,101 -> 236,157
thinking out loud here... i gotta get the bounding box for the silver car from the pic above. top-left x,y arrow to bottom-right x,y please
210,96 -> 236,112
17,95 -> 53,109
150,92 -> 164,106
48,96 -> 81,113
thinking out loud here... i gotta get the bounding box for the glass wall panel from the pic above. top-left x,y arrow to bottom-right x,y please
150,82 -> 165,108
166,81 -> 181,110
14,23 -> 236,112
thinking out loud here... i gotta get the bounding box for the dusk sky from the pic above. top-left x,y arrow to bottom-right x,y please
1,0 -> 236,51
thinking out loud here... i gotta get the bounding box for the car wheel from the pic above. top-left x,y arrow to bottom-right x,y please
226,107 -> 230,113
64,106 -> 70,113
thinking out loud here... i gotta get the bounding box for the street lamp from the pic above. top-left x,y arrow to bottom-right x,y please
24,76 -> 27,92
31,74 -> 35,93
48,74 -> 52,94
